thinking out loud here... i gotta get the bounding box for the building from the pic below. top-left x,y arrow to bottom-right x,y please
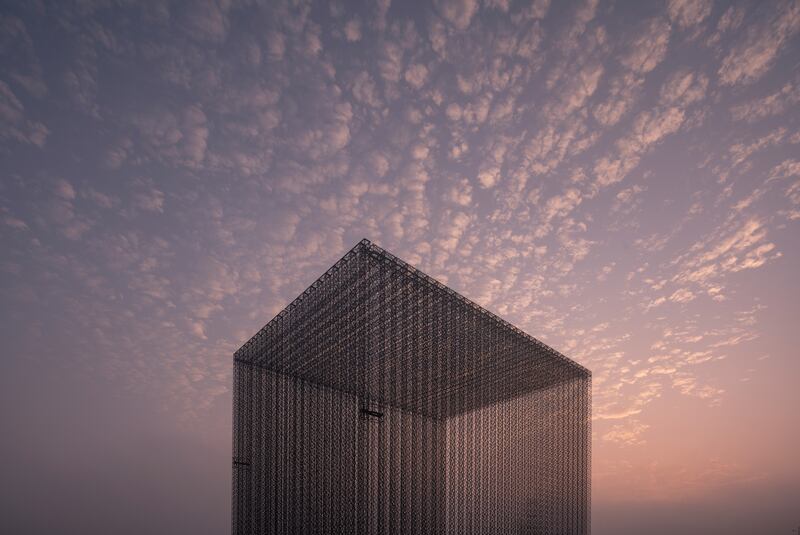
233,239 -> 591,534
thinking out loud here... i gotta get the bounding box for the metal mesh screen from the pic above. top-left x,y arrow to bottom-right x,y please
233,239 -> 591,534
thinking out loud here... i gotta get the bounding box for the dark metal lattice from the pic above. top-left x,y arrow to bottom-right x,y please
233,239 -> 591,534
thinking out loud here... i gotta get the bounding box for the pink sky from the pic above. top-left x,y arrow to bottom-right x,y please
1,0 -> 799,533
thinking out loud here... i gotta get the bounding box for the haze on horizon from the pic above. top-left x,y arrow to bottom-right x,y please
1,0 -> 799,534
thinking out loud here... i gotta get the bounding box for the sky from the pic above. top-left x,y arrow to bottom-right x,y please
1,0 -> 799,533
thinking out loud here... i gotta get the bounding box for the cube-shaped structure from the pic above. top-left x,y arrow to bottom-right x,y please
233,239 -> 591,534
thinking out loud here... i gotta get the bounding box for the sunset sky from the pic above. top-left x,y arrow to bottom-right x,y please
2,0 -> 799,533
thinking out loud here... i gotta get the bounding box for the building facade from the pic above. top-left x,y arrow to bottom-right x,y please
233,239 -> 591,534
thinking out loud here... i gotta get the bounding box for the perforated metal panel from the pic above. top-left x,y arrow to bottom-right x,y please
233,239 -> 591,534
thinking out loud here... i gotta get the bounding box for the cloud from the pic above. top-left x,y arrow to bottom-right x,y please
55,179 -> 76,200
132,105 -> 208,169
484,0 -> 510,12
700,219 -> 767,265
706,5 -> 745,46
181,0 -> 230,42
671,216 -> 781,289
603,421 -> 650,446
728,127 -> 787,168
368,152 -> 390,177
134,188 -> 165,213
181,106 -> 209,167
542,187 -> 583,226
344,18 -> 362,42
515,22 -> 545,59
462,95 -> 491,124
350,71 -> 382,108
718,5 -> 745,32
718,0 -> 800,85
593,73 -> 643,126
595,406 -> 643,420
667,0 -> 713,28
105,138 -> 133,168
411,142 -> 429,160
477,167 -> 500,188
615,184 -> 646,205
393,161 -> 431,240
611,184 -> 647,216
64,54 -> 99,118
622,106 -> 686,157
593,104 -> 687,188
404,63 -> 429,89
594,100 -> 686,191
0,81 -> 49,147
594,155 -> 640,188
621,17 -> 671,74
434,0 -> 479,30
672,374 -> 724,402
436,210 -> 471,252
191,321 -> 208,340
731,242 -> 780,272
550,62 -> 604,118
0,15 -> 47,98
659,69 -> 709,107
49,195 -> 92,240
511,0 -> 551,20
560,0 -> 599,49
378,42 -> 403,82
4,215 -> 28,230
769,159 -> 800,180
730,80 -> 800,122
445,102 -> 462,120
522,121 -> 591,176
304,25 -> 323,56
266,31 -> 285,60
374,0 -> 391,31
669,288 -> 695,303
446,179 -> 473,206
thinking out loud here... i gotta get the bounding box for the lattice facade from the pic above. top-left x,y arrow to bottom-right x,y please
233,239 -> 591,534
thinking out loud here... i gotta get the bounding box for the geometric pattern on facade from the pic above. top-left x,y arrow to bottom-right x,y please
233,239 -> 591,534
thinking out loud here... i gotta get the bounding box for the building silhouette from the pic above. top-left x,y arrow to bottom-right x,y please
233,239 -> 591,534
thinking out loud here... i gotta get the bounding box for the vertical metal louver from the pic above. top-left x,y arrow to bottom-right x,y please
233,239 -> 591,534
